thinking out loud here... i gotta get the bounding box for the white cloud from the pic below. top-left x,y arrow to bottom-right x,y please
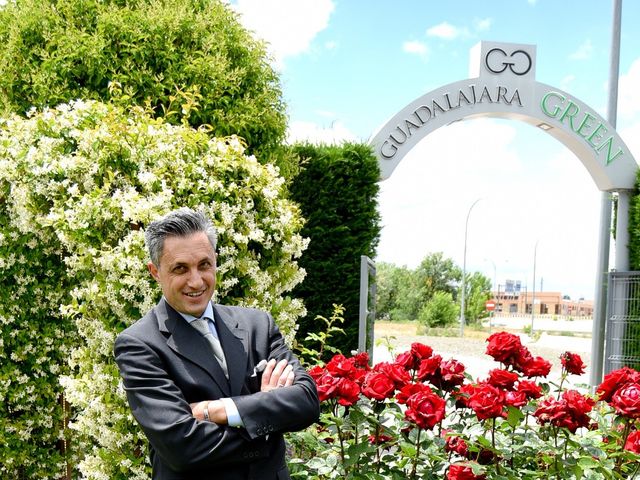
402,40 -> 429,60
474,18 -> 492,32
569,39 -> 593,60
427,22 -> 466,40
232,0 -> 335,68
286,120 -> 357,145
618,57 -> 640,120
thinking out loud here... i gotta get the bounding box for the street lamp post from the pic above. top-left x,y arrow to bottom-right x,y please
460,198 -> 481,337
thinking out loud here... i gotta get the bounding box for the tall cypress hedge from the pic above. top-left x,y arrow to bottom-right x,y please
290,143 -> 381,355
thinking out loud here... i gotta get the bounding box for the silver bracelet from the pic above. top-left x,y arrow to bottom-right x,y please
202,401 -> 210,421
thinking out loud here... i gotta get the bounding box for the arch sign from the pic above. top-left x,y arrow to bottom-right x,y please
370,41 -> 637,192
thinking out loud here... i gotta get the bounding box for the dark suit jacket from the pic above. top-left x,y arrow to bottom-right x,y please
114,299 -> 320,480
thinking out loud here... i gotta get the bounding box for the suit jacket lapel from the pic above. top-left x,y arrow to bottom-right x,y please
157,299 -> 231,395
213,305 -> 249,396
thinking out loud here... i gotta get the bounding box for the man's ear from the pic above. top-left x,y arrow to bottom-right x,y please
147,262 -> 160,282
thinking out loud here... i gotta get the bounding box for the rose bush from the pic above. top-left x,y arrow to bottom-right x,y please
287,331 -> 640,479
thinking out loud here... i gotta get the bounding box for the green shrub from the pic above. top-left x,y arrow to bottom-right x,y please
0,0 -> 287,159
418,291 -> 459,328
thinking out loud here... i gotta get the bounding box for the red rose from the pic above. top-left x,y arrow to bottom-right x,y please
560,352 -> 586,375
378,362 -> 411,388
444,432 -> 469,457
394,351 -> 416,370
485,331 -> 522,364
417,354 -> 443,382
516,379 -> 543,399
396,382 -> 432,405
447,463 -> 486,480
336,378 -> 360,407
468,383 -> 505,420
563,389 -> 595,420
411,342 -> 434,360
453,383 -> 477,409
511,345 -> 534,373
624,429 -> 640,454
435,359 -> 466,391
404,390 -> 446,429
315,372 -> 340,402
308,365 -> 325,381
352,351 -> 370,369
505,390 -> 528,407
487,368 -> 519,390
610,382 -> 640,418
326,354 -> 356,379
521,356 -> 552,378
597,367 -> 640,402
361,371 -> 396,401
534,397 -> 566,428
534,390 -> 594,433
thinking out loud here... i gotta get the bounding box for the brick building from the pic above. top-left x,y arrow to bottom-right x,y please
493,288 -> 593,317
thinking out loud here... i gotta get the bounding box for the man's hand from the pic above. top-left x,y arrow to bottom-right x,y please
190,400 -> 228,424
261,359 -> 294,392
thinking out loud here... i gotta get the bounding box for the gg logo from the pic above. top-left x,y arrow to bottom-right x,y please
485,48 -> 532,76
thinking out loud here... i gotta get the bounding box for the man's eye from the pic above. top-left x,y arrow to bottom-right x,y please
173,266 -> 187,274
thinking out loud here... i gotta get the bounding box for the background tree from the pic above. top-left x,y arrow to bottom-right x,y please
0,0 -> 290,164
376,253 -> 463,322
463,271 -> 492,324
414,252 -> 462,302
376,263 -> 420,321
290,143 -> 381,355
418,291 -> 459,328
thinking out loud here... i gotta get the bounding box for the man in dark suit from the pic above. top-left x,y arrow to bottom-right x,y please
114,207 -> 320,479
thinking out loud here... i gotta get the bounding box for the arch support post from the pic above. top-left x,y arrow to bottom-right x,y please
615,190 -> 631,271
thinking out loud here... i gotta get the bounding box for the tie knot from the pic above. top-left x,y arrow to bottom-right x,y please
191,318 -> 211,336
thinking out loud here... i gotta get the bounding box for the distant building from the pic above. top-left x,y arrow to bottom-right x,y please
492,286 -> 593,317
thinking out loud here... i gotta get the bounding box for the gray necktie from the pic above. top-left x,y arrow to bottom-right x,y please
191,318 -> 229,379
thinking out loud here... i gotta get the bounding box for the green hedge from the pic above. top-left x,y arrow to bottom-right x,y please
290,143 -> 380,355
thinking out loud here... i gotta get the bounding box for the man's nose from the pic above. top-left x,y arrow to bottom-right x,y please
186,269 -> 204,287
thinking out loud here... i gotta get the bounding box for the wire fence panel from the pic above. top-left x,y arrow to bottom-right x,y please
605,271 -> 640,374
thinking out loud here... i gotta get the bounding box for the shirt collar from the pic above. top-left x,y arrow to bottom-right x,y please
170,299 -> 214,324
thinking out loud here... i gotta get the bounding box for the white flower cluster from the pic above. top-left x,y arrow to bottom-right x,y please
0,100 -> 308,478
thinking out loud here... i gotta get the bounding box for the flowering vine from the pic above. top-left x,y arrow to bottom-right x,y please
0,100 -> 307,478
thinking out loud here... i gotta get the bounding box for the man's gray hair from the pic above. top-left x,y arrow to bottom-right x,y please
145,207 -> 217,266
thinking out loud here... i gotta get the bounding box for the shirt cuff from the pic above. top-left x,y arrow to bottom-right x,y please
220,397 -> 244,427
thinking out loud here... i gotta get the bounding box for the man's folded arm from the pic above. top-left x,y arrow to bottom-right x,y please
232,315 -> 320,439
114,332 -> 267,472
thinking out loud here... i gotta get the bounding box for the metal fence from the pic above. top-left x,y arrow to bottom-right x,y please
604,271 -> 640,374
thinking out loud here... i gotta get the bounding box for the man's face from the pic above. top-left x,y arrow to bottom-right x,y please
148,231 -> 217,317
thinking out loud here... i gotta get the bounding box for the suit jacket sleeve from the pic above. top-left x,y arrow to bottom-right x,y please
231,312 -> 320,440
114,332 -> 268,473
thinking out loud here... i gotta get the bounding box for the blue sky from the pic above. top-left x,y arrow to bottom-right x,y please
231,0 -> 640,300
